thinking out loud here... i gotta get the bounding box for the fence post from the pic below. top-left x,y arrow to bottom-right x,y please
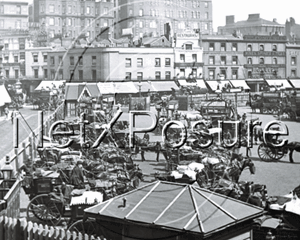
22,142 -> 26,166
14,149 -> 19,172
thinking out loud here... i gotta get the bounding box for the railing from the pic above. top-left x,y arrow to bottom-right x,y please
0,216 -> 102,240
0,102 -> 65,179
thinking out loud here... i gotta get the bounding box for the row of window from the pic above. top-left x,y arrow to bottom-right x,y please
0,20 -> 22,29
151,0 -> 208,8
48,17 -> 99,27
125,58 -> 171,67
179,54 -> 197,62
209,56 -> 238,65
126,71 -> 172,80
43,4 -> 108,16
49,56 -> 97,66
0,5 -> 22,14
209,43 -> 280,52
209,69 -> 239,80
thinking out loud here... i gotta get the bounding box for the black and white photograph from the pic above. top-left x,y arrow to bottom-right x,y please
0,0 -> 300,239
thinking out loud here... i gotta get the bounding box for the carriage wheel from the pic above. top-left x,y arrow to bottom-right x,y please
288,111 -> 297,121
27,194 -> 62,226
266,147 -> 285,161
68,219 -> 98,237
257,143 -> 273,162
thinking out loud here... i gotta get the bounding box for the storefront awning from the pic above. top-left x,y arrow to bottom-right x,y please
230,80 -> 250,90
97,82 -> 115,95
289,79 -> 300,89
205,80 -> 232,92
266,79 -> 293,89
114,82 -> 138,94
245,78 -> 266,82
133,82 -> 156,92
0,85 -> 12,106
35,80 -> 65,91
151,81 -> 179,92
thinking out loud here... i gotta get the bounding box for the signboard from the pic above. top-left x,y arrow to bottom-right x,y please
244,51 -> 286,57
176,33 -> 199,38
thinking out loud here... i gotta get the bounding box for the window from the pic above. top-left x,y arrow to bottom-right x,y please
126,58 -> 131,67
291,57 -> 296,65
51,70 -> 55,80
291,69 -> 296,77
78,56 -> 83,66
137,58 -> 143,67
92,70 -> 97,80
125,72 -> 131,80
0,20 -> 3,28
15,20 -> 21,29
5,70 -> 9,78
165,71 -> 171,80
209,70 -> 215,80
14,56 -> 18,63
4,56 -> 8,62
180,69 -> 185,78
192,54 -> 197,62
205,12 -> 208,19
49,18 -> 54,26
49,4 -> 54,13
165,58 -> 171,66
78,70 -> 83,80
273,58 -> 278,64
70,56 -> 74,65
155,58 -> 161,67
220,69 -> 226,79
273,70 -> 277,77
68,5 -> 72,14
50,56 -> 55,65
259,45 -> 264,51
68,18 -> 72,26
180,54 -> 185,62
34,69 -> 38,78
104,7 -> 108,14
232,43 -> 237,51
129,9 -> 133,16
247,44 -> 252,51
86,6 -> 90,14
92,56 -> 96,65
137,72 -> 143,80
155,71 -> 161,80
221,43 -> 226,51
232,56 -> 237,65
209,56 -> 215,64
139,9 -> 143,16
259,58 -> 264,64
232,69 -> 238,79
248,70 -> 252,78
44,69 -> 48,79
260,70 -> 264,78
247,58 -> 252,64
0,5 -> 3,14
4,43 -> 8,50
220,56 -> 226,65
58,69 -> 63,80
15,70 -> 19,79
209,43 -> 214,51
16,5 -> 21,14
33,54 -> 38,63
272,45 -> 277,52
58,56 -> 63,65
186,44 -> 192,50
205,2 -> 208,7
139,21 -> 143,28
192,68 -> 197,78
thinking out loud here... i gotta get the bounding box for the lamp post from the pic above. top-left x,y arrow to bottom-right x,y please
138,79 -> 142,98
1,156 -> 14,180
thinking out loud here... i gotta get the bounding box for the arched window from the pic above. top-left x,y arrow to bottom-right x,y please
272,45 -> 277,51
259,58 -> 264,64
247,58 -> 252,64
259,45 -> 264,51
273,58 -> 277,64
247,44 -> 252,51
260,70 -> 265,78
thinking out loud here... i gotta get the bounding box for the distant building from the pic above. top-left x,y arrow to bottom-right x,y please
218,14 -> 284,36
286,43 -> 300,79
285,17 -> 300,44
0,0 -> 29,32
114,0 -> 213,39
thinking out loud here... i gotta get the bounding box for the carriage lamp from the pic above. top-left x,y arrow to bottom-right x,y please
1,156 -> 14,180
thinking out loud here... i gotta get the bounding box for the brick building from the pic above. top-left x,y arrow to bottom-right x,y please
114,0 -> 213,39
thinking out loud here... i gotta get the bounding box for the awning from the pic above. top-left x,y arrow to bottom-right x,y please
245,78 -> 266,82
151,81 -> 179,92
114,82 -> 138,94
205,80 -> 232,91
178,80 -> 197,87
230,80 -> 250,90
266,79 -> 293,89
133,82 -> 156,92
65,83 -> 100,101
85,181 -> 263,236
97,82 -> 115,95
35,80 -> 65,91
289,79 -> 300,89
0,85 -> 12,106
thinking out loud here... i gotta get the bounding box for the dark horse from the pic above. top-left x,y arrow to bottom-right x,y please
286,141 -> 300,163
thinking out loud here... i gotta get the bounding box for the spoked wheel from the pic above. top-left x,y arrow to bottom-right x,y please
68,219 -> 98,237
257,143 -> 273,162
266,146 -> 285,161
27,194 -> 63,226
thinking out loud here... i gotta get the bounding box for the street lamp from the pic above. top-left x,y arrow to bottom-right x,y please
1,156 -> 14,180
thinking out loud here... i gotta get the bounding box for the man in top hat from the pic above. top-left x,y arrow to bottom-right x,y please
70,160 -> 85,189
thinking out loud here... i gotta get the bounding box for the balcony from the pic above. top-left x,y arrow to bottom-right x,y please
174,62 -> 204,68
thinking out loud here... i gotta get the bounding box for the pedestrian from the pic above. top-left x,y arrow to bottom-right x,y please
4,106 -> 9,119
70,160 -> 85,189
11,111 -> 14,124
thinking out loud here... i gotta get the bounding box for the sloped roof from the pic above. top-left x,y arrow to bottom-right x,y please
205,80 -> 232,92
150,81 -> 179,92
133,81 -> 156,92
65,83 -> 100,101
35,80 -> 65,91
226,18 -> 283,27
85,181 -> 263,235
0,85 -> 11,106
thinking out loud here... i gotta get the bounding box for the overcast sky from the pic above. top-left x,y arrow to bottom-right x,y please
213,0 -> 299,32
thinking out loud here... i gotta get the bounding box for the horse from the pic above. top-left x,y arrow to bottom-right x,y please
285,141 -> 300,163
239,181 -> 268,208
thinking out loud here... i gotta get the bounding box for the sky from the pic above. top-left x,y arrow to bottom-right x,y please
212,0 -> 299,32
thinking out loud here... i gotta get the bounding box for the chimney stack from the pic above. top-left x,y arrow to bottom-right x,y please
226,15 -> 235,25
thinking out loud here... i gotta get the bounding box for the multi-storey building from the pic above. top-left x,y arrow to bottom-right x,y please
174,31 -> 203,79
218,14 -> 284,36
114,0 -> 213,39
32,0 -> 114,41
202,35 -> 245,80
285,17 -> 300,44
243,34 -> 287,80
95,0 -> 114,39
286,43 -> 300,79
0,0 -> 29,32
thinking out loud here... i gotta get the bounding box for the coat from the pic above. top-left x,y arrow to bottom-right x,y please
70,165 -> 85,188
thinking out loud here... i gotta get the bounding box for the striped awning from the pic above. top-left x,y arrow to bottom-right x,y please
133,82 -> 156,92
266,79 -> 293,89
289,79 -> 300,89
230,80 -> 250,90
205,80 -> 232,91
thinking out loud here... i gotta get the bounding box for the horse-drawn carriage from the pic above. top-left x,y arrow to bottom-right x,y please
250,92 -> 287,114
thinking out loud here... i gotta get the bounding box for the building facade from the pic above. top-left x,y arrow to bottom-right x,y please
243,34 -> 287,79
286,44 -> 300,79
202,35 -> 245,80
47,46 -> 175,82
174,31 -> 203,79
218,14 -> 284,36
114,0 -> 213,39
0,0 -> 29,32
